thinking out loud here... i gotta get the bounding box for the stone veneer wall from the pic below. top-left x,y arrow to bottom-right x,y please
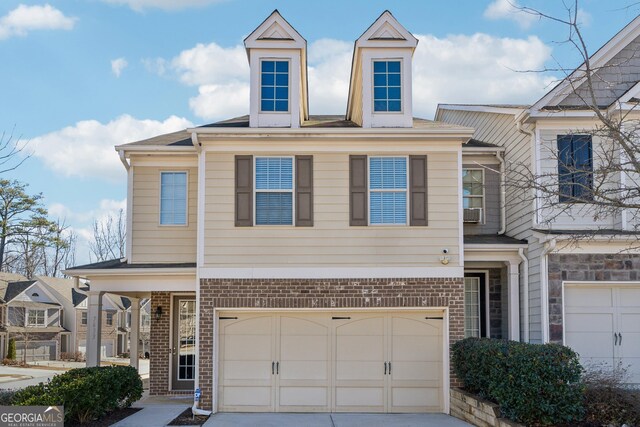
548,253 -> 640,342
197,277 -> 464,410
451,388 -> 523,427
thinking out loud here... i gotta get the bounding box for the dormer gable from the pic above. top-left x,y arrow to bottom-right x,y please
244,10 -> 308,128
346,11 -> 418,128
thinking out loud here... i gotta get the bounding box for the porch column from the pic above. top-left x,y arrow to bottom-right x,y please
507,261 -> 521,341
129,298 -> 140,370
86,291 -> 105,367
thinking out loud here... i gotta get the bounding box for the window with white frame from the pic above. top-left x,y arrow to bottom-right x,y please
260,60 -> 289,112
81,311 -> 87,325
255,157 -> 293,225
369,157 -> 407,225
464,277 -> 481,338
462,169 -> 484,211
373,60 -> 402,112
106,312 -> 113,326
27,309 -> 46,326
160,172 -> 187,225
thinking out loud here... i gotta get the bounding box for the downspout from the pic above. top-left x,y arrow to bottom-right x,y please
515,113 -> 538,228
518,248 -> 529,343
497,150 -> 506,235
118,150 -> 130,171
540,237 -> 557,343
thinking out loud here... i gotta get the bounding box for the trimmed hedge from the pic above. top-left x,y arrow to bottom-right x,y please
452,337 -> 584,426
12,365 -> 143,424
6,338 -> 16,360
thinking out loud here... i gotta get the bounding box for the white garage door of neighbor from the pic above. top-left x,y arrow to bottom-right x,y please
218,311 -> 444,413
565,284 -> 640,384
78,340 -> 114,358
16,340 -> 57,361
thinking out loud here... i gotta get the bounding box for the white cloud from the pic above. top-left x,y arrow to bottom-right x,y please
412,33 -> 554,117
29,115 -> 193,182
189,83 -> 249,120
111,57 -> 128,77
577,9 -> 592,27
102,0 -> 223,12
307,39 -> 353,114
484,0 -> 538,29
142,57 -> 167,76
0,4 -> 76,40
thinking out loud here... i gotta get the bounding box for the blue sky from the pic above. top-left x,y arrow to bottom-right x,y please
1,0 -> 638,264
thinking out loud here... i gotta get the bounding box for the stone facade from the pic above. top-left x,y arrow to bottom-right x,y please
450,388 -> 523,427
548,253 -> 640,342
488,268 -> 503,339
196,277 -> 465,410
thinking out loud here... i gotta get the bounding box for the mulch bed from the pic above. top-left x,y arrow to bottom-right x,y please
66,407 -> 141,427
168,408 -> 210,426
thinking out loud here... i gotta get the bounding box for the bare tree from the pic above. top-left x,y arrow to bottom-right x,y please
6,305 -> 39,365
0,128 -> 30,174
42,220 -> 77,277
89,209 -> 126,262
506,1 -> 640,242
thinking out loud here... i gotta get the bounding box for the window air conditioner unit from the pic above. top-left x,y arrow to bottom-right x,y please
463,208 -> 482,223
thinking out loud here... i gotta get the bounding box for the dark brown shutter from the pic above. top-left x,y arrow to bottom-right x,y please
235,155 -> 253,227
295,155 -> 313,226
409,155 -> 428,226
349,155 -> 368,226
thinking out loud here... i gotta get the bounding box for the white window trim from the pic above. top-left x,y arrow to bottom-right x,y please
462,168 -> 486,225
81,311 -> 88,325
371,58 -> 404,115
367,155 -> 409,226
158,170 -> 189,227
27,309 -> 47,327
464,271 -> 491,338
253,156 -> 296,226
463,276 -> 481,338
258,58 -> 291,114
106,312 -> 114,326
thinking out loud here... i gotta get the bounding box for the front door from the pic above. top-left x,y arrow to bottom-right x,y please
172,296 -> 196,391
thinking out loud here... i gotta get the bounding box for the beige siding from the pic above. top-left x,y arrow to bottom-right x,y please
131,165 -> 197,263
204,151 -> 460,268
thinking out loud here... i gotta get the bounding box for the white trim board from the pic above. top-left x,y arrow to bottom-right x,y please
199,267 -> 464,279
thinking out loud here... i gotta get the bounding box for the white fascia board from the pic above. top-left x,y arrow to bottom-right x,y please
63,267 -> 196,279
461,147 -> 506,153
199,267 -> 464,279
527,110 -> 601,119
114,145 -> 196,153
189,127 -> 474,138
464,244 -> 527,251
436,104 -> 525,116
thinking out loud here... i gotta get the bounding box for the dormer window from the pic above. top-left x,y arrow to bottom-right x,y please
373,60 -> 401,112
261,60 -> 289,112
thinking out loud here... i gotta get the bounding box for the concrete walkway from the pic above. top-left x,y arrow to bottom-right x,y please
204,413 -> 471,427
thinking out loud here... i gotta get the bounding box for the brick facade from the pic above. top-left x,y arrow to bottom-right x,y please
75,308 -> 119,356
150,292 -> 171,396
196,277 -> 465,410
548,253 -> 640,342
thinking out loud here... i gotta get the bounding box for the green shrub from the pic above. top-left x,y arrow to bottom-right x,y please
0,389 -> 17,405
6,338 -> 16,360
12,366 -> 143,424
452,337 -> 584,426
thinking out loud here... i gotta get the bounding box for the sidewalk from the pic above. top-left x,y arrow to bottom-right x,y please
111,395 -> 191,427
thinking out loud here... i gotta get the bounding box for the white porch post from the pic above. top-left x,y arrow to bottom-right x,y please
507,261 -> 521,341
129,298 -> 140,370
86,291 -> 104,367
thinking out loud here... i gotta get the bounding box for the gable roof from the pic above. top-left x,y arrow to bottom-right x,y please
530,15 -> 640,112
72,288 -> 87,307
36,276 -> 78,306
4,281 -> 36,302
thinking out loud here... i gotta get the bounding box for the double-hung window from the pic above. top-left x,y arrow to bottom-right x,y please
462,169 -> 484,210
28,309 -> 45,326
160,172 -> 187,225
255,157 -> 293,225
81,311 -> 87,325
369,157 -> 407,225
261,60 -> 289,112
106,312 -> 113,326
373,60 -> 402,112
558,134 -> 593,202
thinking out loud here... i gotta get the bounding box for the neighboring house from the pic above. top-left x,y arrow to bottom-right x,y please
436,16 -> 640,385
0,272 -> 27,357
65,10 -> 531,415
73,291 -> 128,358
1,279 -> 69,361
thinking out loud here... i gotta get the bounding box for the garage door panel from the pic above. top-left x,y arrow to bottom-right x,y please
618,288 -> 640,307
280,361 -> 328,380
336,317 -> 384,335
565,287 -> 614,307
336,336 -> 384,361
279,387 -> 328,407
392,361 -> 441,381
223,316 -> 273,334
335,387 -> 384,410
619,313 -> 640,384
392,336 -> 441,360
223,361 -> 272,381
280,336 -> 327,360
565,313 -> 614,333
391,387 -> 440,409
222,386 -> 272,407
336,362 -> 384,381
223,335 -> 271,360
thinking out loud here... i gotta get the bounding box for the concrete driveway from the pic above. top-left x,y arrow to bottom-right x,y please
204,413 -> 472,427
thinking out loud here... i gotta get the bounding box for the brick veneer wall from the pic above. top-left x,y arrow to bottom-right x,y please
75,308 -> 119,356
548,253 -> 640,342
150,292 -> 170,396
197,277 -> 465,410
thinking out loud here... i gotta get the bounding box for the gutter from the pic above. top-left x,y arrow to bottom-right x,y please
539,238 -> 557,343
518,248 -> 529,342
118,150 -> 130,171
496,150 -> 506,235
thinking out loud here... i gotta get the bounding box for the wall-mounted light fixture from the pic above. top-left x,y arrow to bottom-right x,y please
155,306 -> 163,321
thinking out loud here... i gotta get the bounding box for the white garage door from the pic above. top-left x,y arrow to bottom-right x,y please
565,284 -> 640,384
16,340 -> 56,361
78,340 -> 114,358
218,311 -> 444,413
